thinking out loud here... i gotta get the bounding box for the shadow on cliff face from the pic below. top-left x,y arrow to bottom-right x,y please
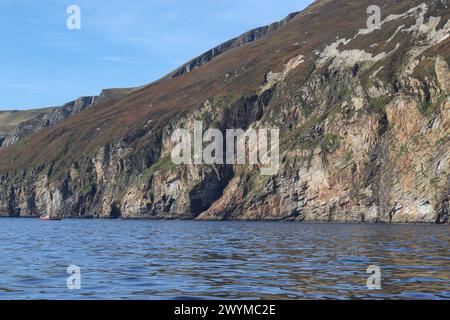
185,89 -> 275,218
188,166 -> 235,217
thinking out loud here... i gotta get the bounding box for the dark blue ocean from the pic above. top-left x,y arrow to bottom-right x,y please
0,218 -> 448,299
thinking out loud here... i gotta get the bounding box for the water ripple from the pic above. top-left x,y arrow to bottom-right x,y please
0,219 -> 448,299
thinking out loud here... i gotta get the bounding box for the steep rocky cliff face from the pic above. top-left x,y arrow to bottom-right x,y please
0,0 -> 449,223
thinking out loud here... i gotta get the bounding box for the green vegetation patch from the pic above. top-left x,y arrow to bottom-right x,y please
320,133 -> 342,168
200,111 -> 210,122
417,94 -> 447,117
321,134 -> 342,155
142,157 -> 177,179
398,144 -> 409,157
80,181 -> 96,195
419,101 -> 435,117
436,134 -> 450,147
367,96 -> 390,113
412,58 -> 437,81
344,151 -> 354,163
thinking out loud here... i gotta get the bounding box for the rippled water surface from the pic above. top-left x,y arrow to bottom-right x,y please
0,218 -> 448,299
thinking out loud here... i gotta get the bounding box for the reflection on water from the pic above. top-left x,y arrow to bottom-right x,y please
0,218 -> 448,299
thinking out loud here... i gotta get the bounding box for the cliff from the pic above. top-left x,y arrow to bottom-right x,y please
0,0 -> 449,223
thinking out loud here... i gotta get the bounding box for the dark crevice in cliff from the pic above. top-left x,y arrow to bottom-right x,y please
436,175 -> 449,224
364,112 -> 392,222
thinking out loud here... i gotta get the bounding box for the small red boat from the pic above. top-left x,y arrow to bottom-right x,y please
40,212 -> 62,221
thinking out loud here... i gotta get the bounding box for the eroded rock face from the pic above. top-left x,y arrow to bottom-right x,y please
0,0 -> 449,223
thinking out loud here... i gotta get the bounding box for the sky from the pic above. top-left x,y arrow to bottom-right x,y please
0,0 -> 313,110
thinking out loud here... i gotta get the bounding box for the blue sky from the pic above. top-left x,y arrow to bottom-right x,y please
0,0 -> 312,110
